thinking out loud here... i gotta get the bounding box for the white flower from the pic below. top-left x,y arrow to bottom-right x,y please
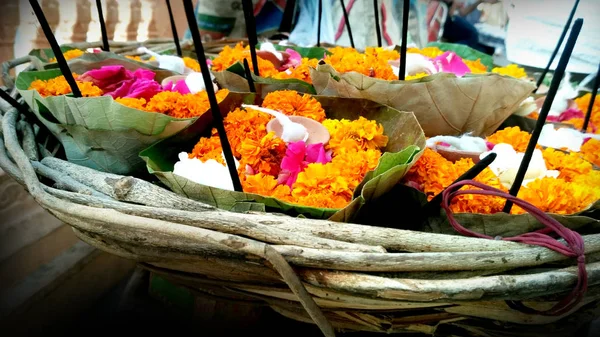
241,104 -> 308,143
538,124 -> 600,152
173,152 -> 239,191
137,47 -> 185,74
259,42 -> 284,61
184,72 -> 218,94
481,143 -> 559,189
513,96 -> 537,116
549,72 -> 578,116
426,133 -> 488,152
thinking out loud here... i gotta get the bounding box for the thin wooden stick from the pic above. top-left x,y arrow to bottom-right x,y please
29,0 -> 81,97
340,0 -> 354,48
182,0 -> 243,192
241,0 -> 260,76
398,0 -> 409,80
582,63 -> 599,132
534,0 -> 581,93
504,18 -> 584,213
373,0 -> 382,47
243,58 -> 256,93
96,0 -> 110,52
317,0 -> 322,47
166,0 -> 182,57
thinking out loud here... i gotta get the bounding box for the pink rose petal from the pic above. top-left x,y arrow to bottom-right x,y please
432,51 -> 471,77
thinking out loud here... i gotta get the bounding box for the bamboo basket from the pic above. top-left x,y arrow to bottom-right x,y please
1,40 -> 600,337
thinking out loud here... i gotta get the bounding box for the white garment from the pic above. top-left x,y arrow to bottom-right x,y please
504,0 -> 600,74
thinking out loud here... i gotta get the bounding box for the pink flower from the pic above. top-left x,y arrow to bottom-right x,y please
486,141 -> 495,150
79,65 -> 162,100
280,48 -> 302,71
547,108 -> 584,122
432,51 -> 471,77
163,79 -> 191,95
278,142 -> 332,187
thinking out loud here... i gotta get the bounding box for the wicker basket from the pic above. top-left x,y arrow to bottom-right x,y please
1,40 -> 600,337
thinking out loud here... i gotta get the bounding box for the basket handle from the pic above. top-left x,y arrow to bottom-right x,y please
441,179 -> 587,316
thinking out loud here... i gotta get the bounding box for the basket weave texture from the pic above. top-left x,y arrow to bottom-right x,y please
1,40 -> 600,337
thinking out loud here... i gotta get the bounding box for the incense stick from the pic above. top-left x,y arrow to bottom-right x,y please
340,0 -> 354,48
241,0 -> 260,76
278,0 -> 296,33
373,0 -> 382,47
96,0 -> 110,52
582,63 -> 599,132
317,0 -> 323,47
534,0 -> 581,93
29,0 -> 81,98
243,58 -> 256,93
182,0 -> 243,192
398,0 -> 409,80
503,18 -> 584,213
166,0 -> 182,57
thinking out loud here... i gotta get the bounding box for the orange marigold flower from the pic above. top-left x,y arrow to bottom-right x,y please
291,163 -> 353,209
450,158 -> 508,214
330,149 -> 381,191
581,138 -> 600,166
49,49 -> 85,62
189,136 -> 224,164
404,148 -> 455,199
575,93 -> 600,132
323,117 -> 388,155
116,97 -> 147,110
28,74 -> 103,97
514,177 -> 600,214
238,132 -> 287,176
261,90 -> 326,122
183,57 -> 201,72
272,58 -> 319,83
542,147 -> 592,182
145,89 -> 229,119
211,42 -> 279,77
463,59 -> 487,74
242,173 -> 292,201
219,107 -> 272,158
486,126 -> 537,153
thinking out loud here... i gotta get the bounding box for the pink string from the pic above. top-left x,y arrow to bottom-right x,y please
441,180 -> 587,316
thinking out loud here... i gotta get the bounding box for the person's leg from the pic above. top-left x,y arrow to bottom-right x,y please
442,15 -> 483,51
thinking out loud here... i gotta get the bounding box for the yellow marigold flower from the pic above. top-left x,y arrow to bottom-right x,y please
450,157 -> 508,214
404,72 -> 428,81
325,46 -> 398,80
183,57 -> 201,72
463,59 -> 487,74
28,74 -> 103,97
581,138 -> 600,166
189,136 -> 224,164
242,173 -> 292,201
220,107 -> 272,158
291,163 -> 353,209
542,147 -> 592,182
323,117 -> 388,155
261,90 -> 326,122
491,64 -> 528,79
364,47 -> 400,62
575,93 -> 600,131
407,46 -> 444,58
486,126 -> 537,153
49,49 -> 85,62
563,117 -> 586,130
238,132 -> 287,176
116,97 -> 147,110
